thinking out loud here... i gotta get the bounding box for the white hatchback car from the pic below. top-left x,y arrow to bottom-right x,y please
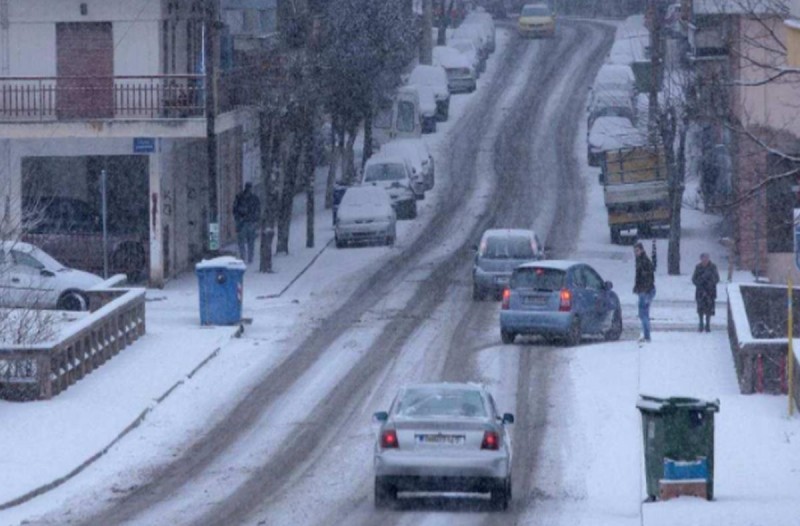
362,154 -> 423,219
0,241 -> 103,310
373,382 -> 514,510
379,138 -> 435,192
334,185 -> 397,248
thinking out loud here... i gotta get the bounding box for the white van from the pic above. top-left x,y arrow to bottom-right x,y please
373,86 -> 422,148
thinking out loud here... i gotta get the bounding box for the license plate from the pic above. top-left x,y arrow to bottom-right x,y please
416,434 -> 465,445
523,296 -> 547,305
495,276 -> 509,285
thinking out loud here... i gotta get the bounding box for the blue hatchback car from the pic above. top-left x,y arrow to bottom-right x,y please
499,260 -> 622,345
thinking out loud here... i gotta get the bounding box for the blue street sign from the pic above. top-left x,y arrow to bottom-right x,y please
794,209 -> 800,272
133,137 -> 156,154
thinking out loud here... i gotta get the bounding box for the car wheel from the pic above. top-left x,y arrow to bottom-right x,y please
374,477 -> 396,509
472,284 -> 484,301
386,233 -> 395,246
57,290 -> 89,312
335,236 -> 344,248
113,243 -> 146,282
565,317 -> 581,346
609,227 -> 621,245
501,329 -> 516,344
490,478 -> 510,510
407,199 -> 418,219
605,308 -> 623,341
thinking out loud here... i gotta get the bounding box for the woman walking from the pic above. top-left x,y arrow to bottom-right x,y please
633,242 -> 656,343
692,253 -> 720,332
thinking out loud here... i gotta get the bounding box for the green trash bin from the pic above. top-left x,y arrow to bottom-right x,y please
636,395 -> 720,501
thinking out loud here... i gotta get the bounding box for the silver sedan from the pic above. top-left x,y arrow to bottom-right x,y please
373,383 -> 514,510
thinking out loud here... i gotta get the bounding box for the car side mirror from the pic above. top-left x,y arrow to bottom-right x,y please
373,411 -> 389,423
502,413 -> 515,424
40,269 -> 55,278
604,281 -> 613,290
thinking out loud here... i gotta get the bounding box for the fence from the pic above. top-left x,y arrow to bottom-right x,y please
727,283 -> 800,409
0,75 -> 205,121
0,285 -> 145,401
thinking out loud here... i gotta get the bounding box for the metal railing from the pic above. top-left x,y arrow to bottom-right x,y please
0,75 -> 206,121
0,285 -> 146,401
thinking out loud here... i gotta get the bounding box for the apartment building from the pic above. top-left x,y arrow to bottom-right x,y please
0,0 -> 274,285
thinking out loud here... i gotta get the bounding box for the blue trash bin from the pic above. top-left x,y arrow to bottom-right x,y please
196,256 -> 246,325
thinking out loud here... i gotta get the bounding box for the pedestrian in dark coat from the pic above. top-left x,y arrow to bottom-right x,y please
233,182 -> 261,264
633,241 -> 656,342
692,252 -> 720,332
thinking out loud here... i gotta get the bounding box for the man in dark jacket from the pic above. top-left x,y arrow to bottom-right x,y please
233,182 -> 261,264
633,241 -> 656,342
692,252 -> 720,332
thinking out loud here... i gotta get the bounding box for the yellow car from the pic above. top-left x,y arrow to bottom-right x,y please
518,3 -> 556,38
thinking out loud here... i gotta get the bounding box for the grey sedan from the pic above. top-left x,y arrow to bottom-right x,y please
472,228 -> 544,300
373,383 -> 514,510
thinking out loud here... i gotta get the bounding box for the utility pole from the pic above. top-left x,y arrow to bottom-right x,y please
205,0 -> 219,253
421,0 -> 433,65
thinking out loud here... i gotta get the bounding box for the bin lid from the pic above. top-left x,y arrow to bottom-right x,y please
195,256 -> 247,271
636,394 -> 720,414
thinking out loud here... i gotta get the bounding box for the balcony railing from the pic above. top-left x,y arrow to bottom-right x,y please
0,75 -> 206,121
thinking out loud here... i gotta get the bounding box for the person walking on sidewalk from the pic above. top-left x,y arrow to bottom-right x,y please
692,252 -> 720,332
633,241 -> 656,343
233,182 -> 261,264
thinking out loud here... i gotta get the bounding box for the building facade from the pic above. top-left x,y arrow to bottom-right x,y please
0,0 -> 269,286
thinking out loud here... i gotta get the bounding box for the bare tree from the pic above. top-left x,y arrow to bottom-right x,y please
0,195 -> 58,346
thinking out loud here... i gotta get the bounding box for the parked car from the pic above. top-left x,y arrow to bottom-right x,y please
462,11 -> 496,53
362,154 -> 422,219
518,3 -> 556,38
482,0 -> 507,19
590,64 -> 636,111
373,382 -> 514,510
499,260 -> 622,345
0,241 -> 103,311
587,88 -> 636,129
449,37 -> 485,76
472,228 -> 544,300
587,116 -> 643,167
379,138 -> 435,191
433,46 -> 477,94
406,83 -> 438,133
22,196 -> 147,281
408,64 -> 451,121
334,186 -> 397,248
452,22 -> 492,63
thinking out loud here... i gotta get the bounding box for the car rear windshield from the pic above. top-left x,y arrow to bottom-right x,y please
522,5 -> 550,16
481,235 -> 534,259
364,163 -> 405,182
395,388 -> 487,419
511,267 -> 565,290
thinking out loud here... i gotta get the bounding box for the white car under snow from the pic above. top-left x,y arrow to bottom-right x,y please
0,241 -> 102,311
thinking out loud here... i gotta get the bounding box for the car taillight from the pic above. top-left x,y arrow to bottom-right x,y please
559,288 -> 572,311
481,430 -> 500,450
501,288 -> 510,310
380,429 -> 399,449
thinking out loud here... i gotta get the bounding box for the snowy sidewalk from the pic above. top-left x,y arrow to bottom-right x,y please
0,170 -> 339,509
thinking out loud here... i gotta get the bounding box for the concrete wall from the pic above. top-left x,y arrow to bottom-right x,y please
736,16 -> 800,138
7,0 -> 163,78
